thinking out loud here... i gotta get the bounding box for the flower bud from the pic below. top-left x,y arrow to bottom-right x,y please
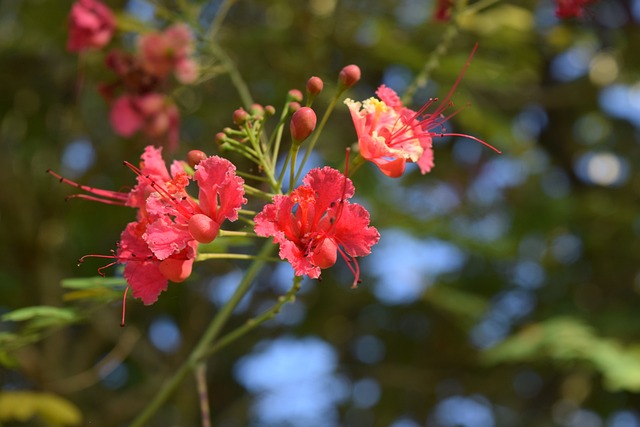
288,101 -> 301,112
187,150 -> 207,168
306,76 -> 323,96
288,89 -> 303,102
233,108 -> 248,125
338,64 -> 361,89
265,105 -> 276,116
215,132 -> 226,144
290,107 -> 317,143
249,103 -> 264,117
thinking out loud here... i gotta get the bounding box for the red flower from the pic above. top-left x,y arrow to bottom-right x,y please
142,156 -> 246,260
67,0 -> 116,52
344,47 -> 499,178
434,0 -> 455,21
254,167 -> 379,287
49,146 -> 193,305
139,24 -> 198,84
116,220 -> 197,305
555,0 -> 593,18
110,93 -> 180,151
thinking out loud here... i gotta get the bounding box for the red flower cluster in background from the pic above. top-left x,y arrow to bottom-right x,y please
67,0 -> 198,151
67,0 -> 115,52
554,0 -> 594,18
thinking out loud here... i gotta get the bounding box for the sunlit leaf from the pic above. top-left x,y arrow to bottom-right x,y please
0,391 -> 82,426
1,306 -> 78,323
482,317 -> 640,392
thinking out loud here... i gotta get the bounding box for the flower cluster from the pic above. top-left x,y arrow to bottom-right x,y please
55,1 -> 497,316
50,147 -> 245,304
255,167 -> 379,287
67,0 -> 198,150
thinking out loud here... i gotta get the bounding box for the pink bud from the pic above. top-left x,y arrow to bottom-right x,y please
265,105 -> 276,116
249,104 -> 264,117
288,89 -> 303,102
233,108 -> 248,125
290,107 -> 317,143
306,76 -> 324,96
188,213 -> 220,244
159,258 -> 194,283
311,238 -> 338,269
338,64 -> 361,89
187,150 -> 207,168
215,132 -> 226,144
288,102 -> 301,112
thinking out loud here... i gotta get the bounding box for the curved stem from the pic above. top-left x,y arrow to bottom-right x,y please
200,276 -> 303,360
294,89 -> 343,184
195,363 -> 211,427
205,0 -> 237,41
401,0 -> 468,105
209,42 -> 254,109
130,241 -> 275,427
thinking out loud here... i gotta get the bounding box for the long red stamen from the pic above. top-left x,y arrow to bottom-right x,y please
121,287 -> 129,327
390,43 -> 500,154
64,194 -> 127,205
336,244 -> 361,288
437,133 -> 501,153
47,169 -> 129,204
123,161 -> 197,219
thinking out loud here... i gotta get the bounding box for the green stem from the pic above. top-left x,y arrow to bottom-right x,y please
401,0 -> 468,105
205,0 -> 237,41
196,252 -> 280,262
200,276 -> 303,360
276,148 -> 293,190
243,184 -> 275,201
289,145 -> 300,192
270,102 -> 293,166
236,170 -> 272,183
130,241 -> 275,427
209,42 -> 254,109
218,230 -> 256,238
294,89 -> 343,184
348,153 -> 366,177
195,363 -> 211,427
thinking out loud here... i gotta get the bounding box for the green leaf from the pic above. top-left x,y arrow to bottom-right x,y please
61,276 -> 127,290
1,306 -> 78,323
0,349 -> 19,368
61,276 -> 126,302
424,285 -> 488,327
0,391 -> 82,426
482,317 -> 640,392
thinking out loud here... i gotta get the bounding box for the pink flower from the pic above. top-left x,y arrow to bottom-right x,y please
49,146 -> 194,304
67,0 -> 116,52
117,220 -> 197,305
344,48 -> 499,178
434,0 -> 454,21
254,167 -> 379,287
102,49 -> 161,98
142,156 -> 246,260
110,93 -> 180,151
139,24 -> 198,84
345,85 -> 433,178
